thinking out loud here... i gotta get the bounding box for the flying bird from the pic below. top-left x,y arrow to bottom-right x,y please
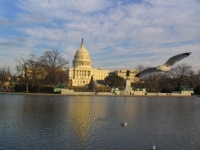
135,52 -> 191,77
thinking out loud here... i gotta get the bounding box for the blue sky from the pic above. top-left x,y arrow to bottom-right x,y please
0,0 -> 200,73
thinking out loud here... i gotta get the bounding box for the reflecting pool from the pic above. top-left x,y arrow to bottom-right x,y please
0,94 -> 200,150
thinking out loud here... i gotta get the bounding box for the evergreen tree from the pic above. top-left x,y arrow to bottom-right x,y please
105,74 -> 124,88
194,86 -> 200,95
88,75 -> 95,91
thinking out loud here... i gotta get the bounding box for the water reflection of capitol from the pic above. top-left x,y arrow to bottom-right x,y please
66,39 -> 138,86
67,96 -> 140,140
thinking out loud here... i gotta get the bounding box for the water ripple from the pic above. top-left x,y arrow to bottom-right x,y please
1,95 -> 200,149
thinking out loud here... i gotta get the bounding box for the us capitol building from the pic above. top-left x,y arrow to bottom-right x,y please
67,39 -> 138,86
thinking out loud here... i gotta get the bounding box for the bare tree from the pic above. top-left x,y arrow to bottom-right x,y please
134,65 -> 150,90
197,70 -> 200,86
39,50 -> 69,85
15,57 -> 29,92
157,73 -> 174,93
0,67 -> 11,89
55,69 -> 69,85
27,54 -> 45,87
141,74 -> 161,92
171,63 -> 193,89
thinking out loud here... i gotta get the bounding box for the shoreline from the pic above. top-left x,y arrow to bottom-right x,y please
0,92 -> 196,97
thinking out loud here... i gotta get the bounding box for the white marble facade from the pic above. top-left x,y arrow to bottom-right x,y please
67,39 -> 110,86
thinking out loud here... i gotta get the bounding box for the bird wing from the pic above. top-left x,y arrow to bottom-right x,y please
135,67 -> 162,77
164,52 -> 191,67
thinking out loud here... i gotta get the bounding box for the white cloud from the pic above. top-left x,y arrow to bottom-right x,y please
1,0 -> 200,73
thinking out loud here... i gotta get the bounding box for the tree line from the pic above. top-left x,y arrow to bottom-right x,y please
0,50 -> 69,92
133,63 -> 200,94
104,63 -> 200,95
0,51 -> 200,94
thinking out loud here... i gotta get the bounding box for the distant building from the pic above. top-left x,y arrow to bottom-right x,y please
112,69 -> 139,83
67,39 -> 110,86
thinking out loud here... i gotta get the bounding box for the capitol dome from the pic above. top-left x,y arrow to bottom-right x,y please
73,39 -> 92,68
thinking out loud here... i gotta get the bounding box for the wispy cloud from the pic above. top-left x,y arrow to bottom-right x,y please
0,0 -> 200,73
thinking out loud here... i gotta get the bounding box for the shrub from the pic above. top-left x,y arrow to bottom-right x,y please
40,86 -> 54,93
14,84 -> 26,92
194,86 -> 200,95
161,87 -> 173,93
